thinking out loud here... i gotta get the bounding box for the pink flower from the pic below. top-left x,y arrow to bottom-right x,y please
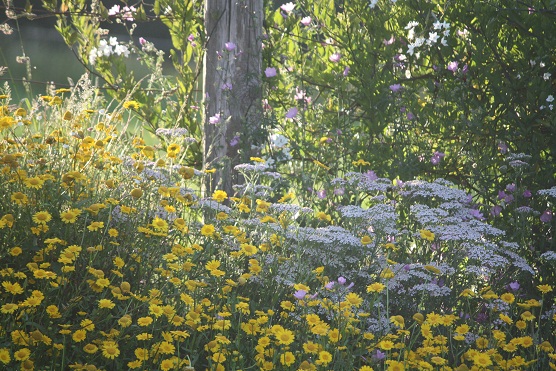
540,210 -> 553,223
285,107 -> 298,119
224,42 -> 236,51
325,281 -> 335,289
264,67 -> 277,77
447,61 -> 458,72
329,53 -> 341,63
343,67 -> 350,76
389,83 -> 402,92
280,2 -> 295,14
294,290 -> 307,299
139,37 -> 147,46
301,16 -> 312,26
383,35 -> 395,45
209,113 -> 221,124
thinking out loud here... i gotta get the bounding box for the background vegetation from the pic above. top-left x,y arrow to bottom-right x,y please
0,0 -> 555,370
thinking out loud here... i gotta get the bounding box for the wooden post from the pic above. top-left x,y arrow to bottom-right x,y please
203,0 -> 263,197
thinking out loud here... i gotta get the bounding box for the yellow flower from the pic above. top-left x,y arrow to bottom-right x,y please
2,281 -> 24,295
9,246 -> 22,256
316,350 -> 332,365
101,340 -> 120,359
520,311 -> 535,321
200,224 -> 216,237
87,221 -> 104,231
380,268 -> 395,279
137,316 -> 154,327
118,314 -> 133,327
352,159 -> 370,166
275,329 -> 295,345
280,351 -> 296,366
32,211 -> 52,224
166,143 -> 181,158
473,352 -> 492,368
158,341 -> 175,355
212,189 -> 228,202
83,343 -> 98,354
500,292 -> 515,304
419,229 -> 435,241
72,329 -> 87,342
152,217 -> 169,232
366,282 -> 386,293
1,303 -> 18,314
98,299 -> 115,309
60,209 -> 81,224
378,339 -> 395,350
11,192 -> 28,205
14,348 -> 30,361
385,360 -> 405,371
123,100 -> 141,109
537,284 -> 553,294
130,188 -> 143,198
0,348 -> 11,364
361,235 -> 373,245
315,211 -> 331,222
345,292 -> 363,307
160,358 -> 176,371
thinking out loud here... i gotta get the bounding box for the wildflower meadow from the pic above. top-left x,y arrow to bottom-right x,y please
1,0 -> 555,370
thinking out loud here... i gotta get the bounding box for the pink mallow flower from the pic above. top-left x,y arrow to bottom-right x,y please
329,53 -> 341,63
264,67 -> 277,77
224,42 -> 236,51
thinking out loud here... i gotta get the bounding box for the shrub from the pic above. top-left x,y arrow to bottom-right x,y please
1,82 -> 555,370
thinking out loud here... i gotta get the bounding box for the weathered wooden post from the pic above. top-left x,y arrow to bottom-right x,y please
202,0 -> 263,197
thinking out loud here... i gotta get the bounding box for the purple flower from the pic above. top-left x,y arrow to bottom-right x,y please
498,190 -> 506,200
389,83 -> 402,92
300,16 -> 312,26
325,281 -> 335,289
447,61 -> 458,72
406,112 -> 415,120
224,42 -> 236,51
374,350 -> 386,361
317,189 -> 327,199
498,141 -> 508,154
343,66 -> 350,76
506,183 -> 516,192
209,113 -> 221,125
221,82 -> 232,90
364,170 -> 378,181
264,67 -> 277,77
540,210 -> 553,223
469,209 -> 484,220
188,34 -> 195,42
462,64 -> 469,74
523,189 -> 532,198
337,276 -> 347,285
230,136 -> 240,147
509,281 -> 520,291
329,53 -> 341,63
285,107 -> 298,119
504,194 -> 514,204
490,205 -> 502,217
333,187 -> 345,196
430,151 -> 444,165
294,290 -> 307,299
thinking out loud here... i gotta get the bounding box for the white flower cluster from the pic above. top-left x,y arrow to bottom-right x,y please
89,37 -> 130,65
404,19 -> 450,57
